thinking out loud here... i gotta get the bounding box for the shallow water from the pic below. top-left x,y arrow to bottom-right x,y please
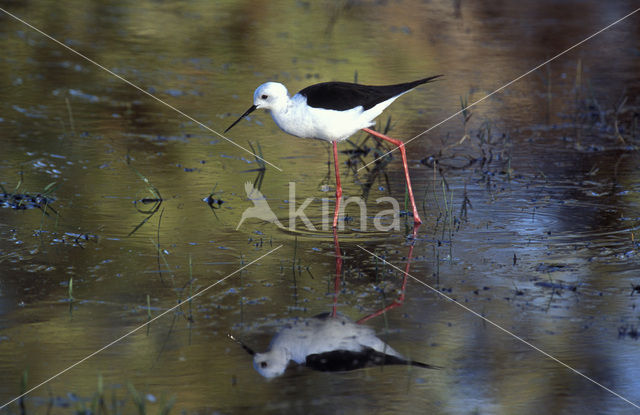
1,0 -> 640,414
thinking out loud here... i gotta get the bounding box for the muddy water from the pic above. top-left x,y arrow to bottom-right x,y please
1,1 -> 640,414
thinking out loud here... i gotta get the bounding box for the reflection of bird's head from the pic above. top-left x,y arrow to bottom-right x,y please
253,348 -> 289,378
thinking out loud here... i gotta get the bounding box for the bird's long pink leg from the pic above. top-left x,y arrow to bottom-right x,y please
332,141 -> 342,229
332,228 -> 342,317
356,224 -> 420,324
362,128 -> 422,225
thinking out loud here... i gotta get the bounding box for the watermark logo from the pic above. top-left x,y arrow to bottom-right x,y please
237,182 -> 400,231
236,182 -> 284,230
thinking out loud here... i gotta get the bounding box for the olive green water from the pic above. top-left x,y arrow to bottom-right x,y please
1,1 -> 640,414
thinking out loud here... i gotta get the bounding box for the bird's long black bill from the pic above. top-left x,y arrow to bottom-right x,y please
227,333 -> 256,356
224,105 -> 257,133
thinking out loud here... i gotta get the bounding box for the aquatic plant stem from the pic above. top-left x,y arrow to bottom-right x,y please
358,6 -> 640,171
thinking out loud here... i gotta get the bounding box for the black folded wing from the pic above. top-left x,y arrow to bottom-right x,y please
305,347 -> 441,372
297,75 -> 442,111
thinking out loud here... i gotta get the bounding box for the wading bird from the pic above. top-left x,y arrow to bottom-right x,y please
225,75 -> 442,228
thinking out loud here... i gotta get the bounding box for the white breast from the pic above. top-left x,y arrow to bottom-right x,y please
270,315 -> 402,364
270,95 -> 376,142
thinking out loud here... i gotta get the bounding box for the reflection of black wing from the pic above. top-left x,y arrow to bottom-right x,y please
297,76 -> 442,111
305,348 -> 441,372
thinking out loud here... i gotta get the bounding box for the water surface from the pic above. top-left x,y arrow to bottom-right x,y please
1,1 -> 640,414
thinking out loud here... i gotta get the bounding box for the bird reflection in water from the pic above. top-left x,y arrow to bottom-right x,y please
229,226 -> 441,378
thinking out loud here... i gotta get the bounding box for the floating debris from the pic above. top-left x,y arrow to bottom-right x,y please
618,325 -> 638,340
0,192 -> 55,210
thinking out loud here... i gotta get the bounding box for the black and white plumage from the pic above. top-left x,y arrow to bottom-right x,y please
237,313 -> 440,379
224,76 -> 442,142
225,75 -> 442,227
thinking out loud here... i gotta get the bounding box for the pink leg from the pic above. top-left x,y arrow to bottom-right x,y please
332,141 -> 342,229
362,128 -> 422,225
356,224 -> 420,324
331,228 -> 342,317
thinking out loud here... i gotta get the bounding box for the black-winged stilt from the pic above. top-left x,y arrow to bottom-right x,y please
230,312 -> 441,378
225,76 -> 442,228
228,226 -> 440,378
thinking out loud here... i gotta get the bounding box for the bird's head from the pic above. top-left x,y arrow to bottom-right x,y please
252,82 -> 288,111
225,82 -> 289,133
253,348 -> 289,379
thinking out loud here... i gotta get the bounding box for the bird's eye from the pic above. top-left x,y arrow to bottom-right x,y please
260,361 -> 268,368
261,94 -> 268,99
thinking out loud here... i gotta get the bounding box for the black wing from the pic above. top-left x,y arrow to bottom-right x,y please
297,75 -> 442,111
305,347 -> 442,372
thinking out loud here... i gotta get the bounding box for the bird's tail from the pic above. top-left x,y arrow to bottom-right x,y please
415,74 -> 444,86
408,360 -> 442,370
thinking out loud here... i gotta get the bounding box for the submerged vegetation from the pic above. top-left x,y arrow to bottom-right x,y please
3,373 -> 175,415
0,176 -> 58,214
